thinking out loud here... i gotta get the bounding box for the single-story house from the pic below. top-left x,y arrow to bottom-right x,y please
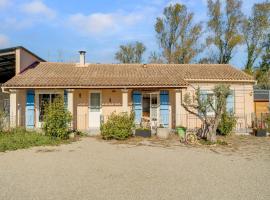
1,51 -> 255,134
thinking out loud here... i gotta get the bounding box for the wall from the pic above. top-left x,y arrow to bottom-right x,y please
179,82 -> 255,133
15,48 -> 43,74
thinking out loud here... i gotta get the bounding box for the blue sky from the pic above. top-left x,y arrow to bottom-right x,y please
0,0 -> 265,68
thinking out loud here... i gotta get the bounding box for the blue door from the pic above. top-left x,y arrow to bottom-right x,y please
26,90 -> 35,128
160,91 -> 169,127
133,91 -> 142,124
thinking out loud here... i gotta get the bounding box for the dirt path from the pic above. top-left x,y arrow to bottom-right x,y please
0,137 -> 269,200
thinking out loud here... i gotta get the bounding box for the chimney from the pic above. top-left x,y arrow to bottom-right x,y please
79,50 -> 86,66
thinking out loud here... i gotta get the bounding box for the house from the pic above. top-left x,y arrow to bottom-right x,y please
0,46 -> 44,114
1,51 -> 255,134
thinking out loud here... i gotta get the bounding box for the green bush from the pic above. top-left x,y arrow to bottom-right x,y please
0,110 -> 6,132
0,128 -> 64,152
101,112 -> 135,140
43,97 -> 72,139
217,112 -> 237,136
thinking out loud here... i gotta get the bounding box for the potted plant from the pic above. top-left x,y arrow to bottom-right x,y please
176,126 -> 186,140
156,124 -> 170,139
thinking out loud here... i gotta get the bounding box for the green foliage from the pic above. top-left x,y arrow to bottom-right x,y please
183,84 -> 231,142
0,128 -> 64,152
243,2 -> 270,72
101,112 -> 135,140
0,110 -> 6,132
255,34 -> 270,89
207,0 -> 243,64
155,3 -> 202,64
42,97 -> 72,139
115,41 -> 146,63
218,112 -> 237,136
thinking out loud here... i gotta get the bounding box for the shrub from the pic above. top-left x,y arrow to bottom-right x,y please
42,97 -> 72,139
0,128 -> 64,152
217,112 -> 237,136
101,112 -> 135,140
0,110 -> 6,132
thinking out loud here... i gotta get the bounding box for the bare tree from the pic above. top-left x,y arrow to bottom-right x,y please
148,52 -> 164,63
155,3 -> 202,64
115,41 -> 146,63
207,0 -> 244,64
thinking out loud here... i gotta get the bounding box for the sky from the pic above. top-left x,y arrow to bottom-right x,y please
0,0 -> 265,68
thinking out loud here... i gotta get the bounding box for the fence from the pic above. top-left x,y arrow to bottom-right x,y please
3,111 -> 269,135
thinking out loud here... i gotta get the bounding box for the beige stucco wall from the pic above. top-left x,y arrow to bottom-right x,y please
14,83 -> 254,133
15,48 -> 42,74
179,82 -> 254,131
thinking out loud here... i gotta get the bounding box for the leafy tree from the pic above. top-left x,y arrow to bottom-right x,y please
115,41 -> 146,63
183,84 -> 231,142
155,3 -> 202,64
207,0 -> 243,64
43,97 -> 72,139
255,34 -> 270,89
148,51 -> 164,63
242,2 -> 270,74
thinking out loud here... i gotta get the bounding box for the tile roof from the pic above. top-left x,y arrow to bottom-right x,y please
2,62 -> 254,88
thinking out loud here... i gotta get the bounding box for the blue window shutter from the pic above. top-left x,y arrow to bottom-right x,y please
26,90 -> 35,128
160,90 -> 169,128
133,91 -> 142,124
64,90 -> 68,108
226,90 -> 235,113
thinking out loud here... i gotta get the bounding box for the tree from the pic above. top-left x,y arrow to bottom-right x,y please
207,0 -> 243,64
115,41 -> 146,63
255,34 -> 270,89
243,2 -> 270,74
155,3 -> 202,64
148,52 -> 164,63
183,84 -> 231,142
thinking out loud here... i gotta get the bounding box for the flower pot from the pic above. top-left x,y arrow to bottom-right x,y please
256,129 -> 267,137
176,127 -> 186,139
157,128 -> 170,139
135,129 -> 151,137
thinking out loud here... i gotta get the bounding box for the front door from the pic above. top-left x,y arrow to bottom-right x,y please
89,92 -> 101,130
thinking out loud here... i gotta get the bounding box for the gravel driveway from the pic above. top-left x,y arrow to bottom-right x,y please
0,137 -> 269,200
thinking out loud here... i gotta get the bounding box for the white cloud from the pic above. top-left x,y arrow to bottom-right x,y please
0,34 -> 9,47
0,0 -> 11,9
68,11 -> 144,36
21,0 -> 56,19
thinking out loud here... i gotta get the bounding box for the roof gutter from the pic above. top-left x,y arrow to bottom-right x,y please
185,79 -> 256,83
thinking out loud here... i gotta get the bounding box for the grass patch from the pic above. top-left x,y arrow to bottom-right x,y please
198,139 -> 228,146
0,128 -> 69,152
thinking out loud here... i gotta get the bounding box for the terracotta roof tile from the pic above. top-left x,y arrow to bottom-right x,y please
3,63 -> 254,88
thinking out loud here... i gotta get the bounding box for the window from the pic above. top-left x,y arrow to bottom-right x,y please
226,91 -> 235,113
39,94 -> 60,121
200,90 -> 215,116
90,93 -> 101,112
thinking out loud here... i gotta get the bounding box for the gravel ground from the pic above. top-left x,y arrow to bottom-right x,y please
0,137 -> 269,200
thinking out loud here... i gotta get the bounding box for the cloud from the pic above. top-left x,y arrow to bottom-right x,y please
68,11 -> 144,36
21,0 -> 56,19
0,34 -> 9,47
